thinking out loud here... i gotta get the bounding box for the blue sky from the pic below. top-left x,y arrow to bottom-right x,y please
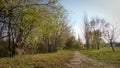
60,0 -> 120,41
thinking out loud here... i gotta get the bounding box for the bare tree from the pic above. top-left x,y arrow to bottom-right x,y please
102,23 -> 120,52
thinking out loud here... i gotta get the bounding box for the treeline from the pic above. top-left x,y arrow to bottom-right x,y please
82,15 -> 120,52
0,0 -> 82,58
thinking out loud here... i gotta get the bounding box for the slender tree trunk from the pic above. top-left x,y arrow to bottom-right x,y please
8,20 -> 12,56
110,42 -> 115,52
45,37 -> 48,53
97,44 -> 99,50
97,40 -> 100,50
53,38 -> 57,52
8,33 -> 11,56
48,38 -> 51,52
86,38 -> 89,49
12,37 -> 16,56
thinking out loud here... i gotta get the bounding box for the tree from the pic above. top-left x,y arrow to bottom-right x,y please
89,17 -> 105,49
102,23 -> 120,52
82,15 -> 105,49
64,34 -> 83,50
83,14 -> 90,49
0,0 -> 71,57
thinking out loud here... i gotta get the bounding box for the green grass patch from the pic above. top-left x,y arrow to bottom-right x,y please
80,47 -> 120,66
0,50 -> 73,68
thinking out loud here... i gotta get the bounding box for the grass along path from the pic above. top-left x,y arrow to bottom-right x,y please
80,47 -> 120,68
0,50 -> 73,68
66,51 -> 115,68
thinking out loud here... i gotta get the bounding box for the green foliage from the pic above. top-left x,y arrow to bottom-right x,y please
83,16 -> 106,49
89,30 -> 104,49
65,36 -> 83,50
0,0 -> 72,57
80,47 -> 120,66
0,50 -> 73,68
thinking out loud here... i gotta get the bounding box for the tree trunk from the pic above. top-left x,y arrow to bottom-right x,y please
97,44 -> 99,50
8,20 -> 12,57
85,39 -> 89,49
12,40 -> 16,56
53,39 -> 58,52
110,42 -> 115,52
47,38 -> 51,52
97,40 -> 100,50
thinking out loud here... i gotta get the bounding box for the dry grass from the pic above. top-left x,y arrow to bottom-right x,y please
0,50 -> 73,68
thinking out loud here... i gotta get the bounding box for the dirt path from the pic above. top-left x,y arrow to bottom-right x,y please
66,51 -> 115,68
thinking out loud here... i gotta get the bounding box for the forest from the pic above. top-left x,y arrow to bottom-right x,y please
0,0 -> 120,68
0,0 -> 82,57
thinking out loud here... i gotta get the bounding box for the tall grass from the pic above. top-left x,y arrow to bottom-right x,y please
0,50 -> 73,68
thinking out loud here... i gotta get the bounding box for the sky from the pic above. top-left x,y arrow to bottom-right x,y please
60,0 -> 120,41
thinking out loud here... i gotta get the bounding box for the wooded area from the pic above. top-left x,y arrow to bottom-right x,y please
0,0 -> 82,58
